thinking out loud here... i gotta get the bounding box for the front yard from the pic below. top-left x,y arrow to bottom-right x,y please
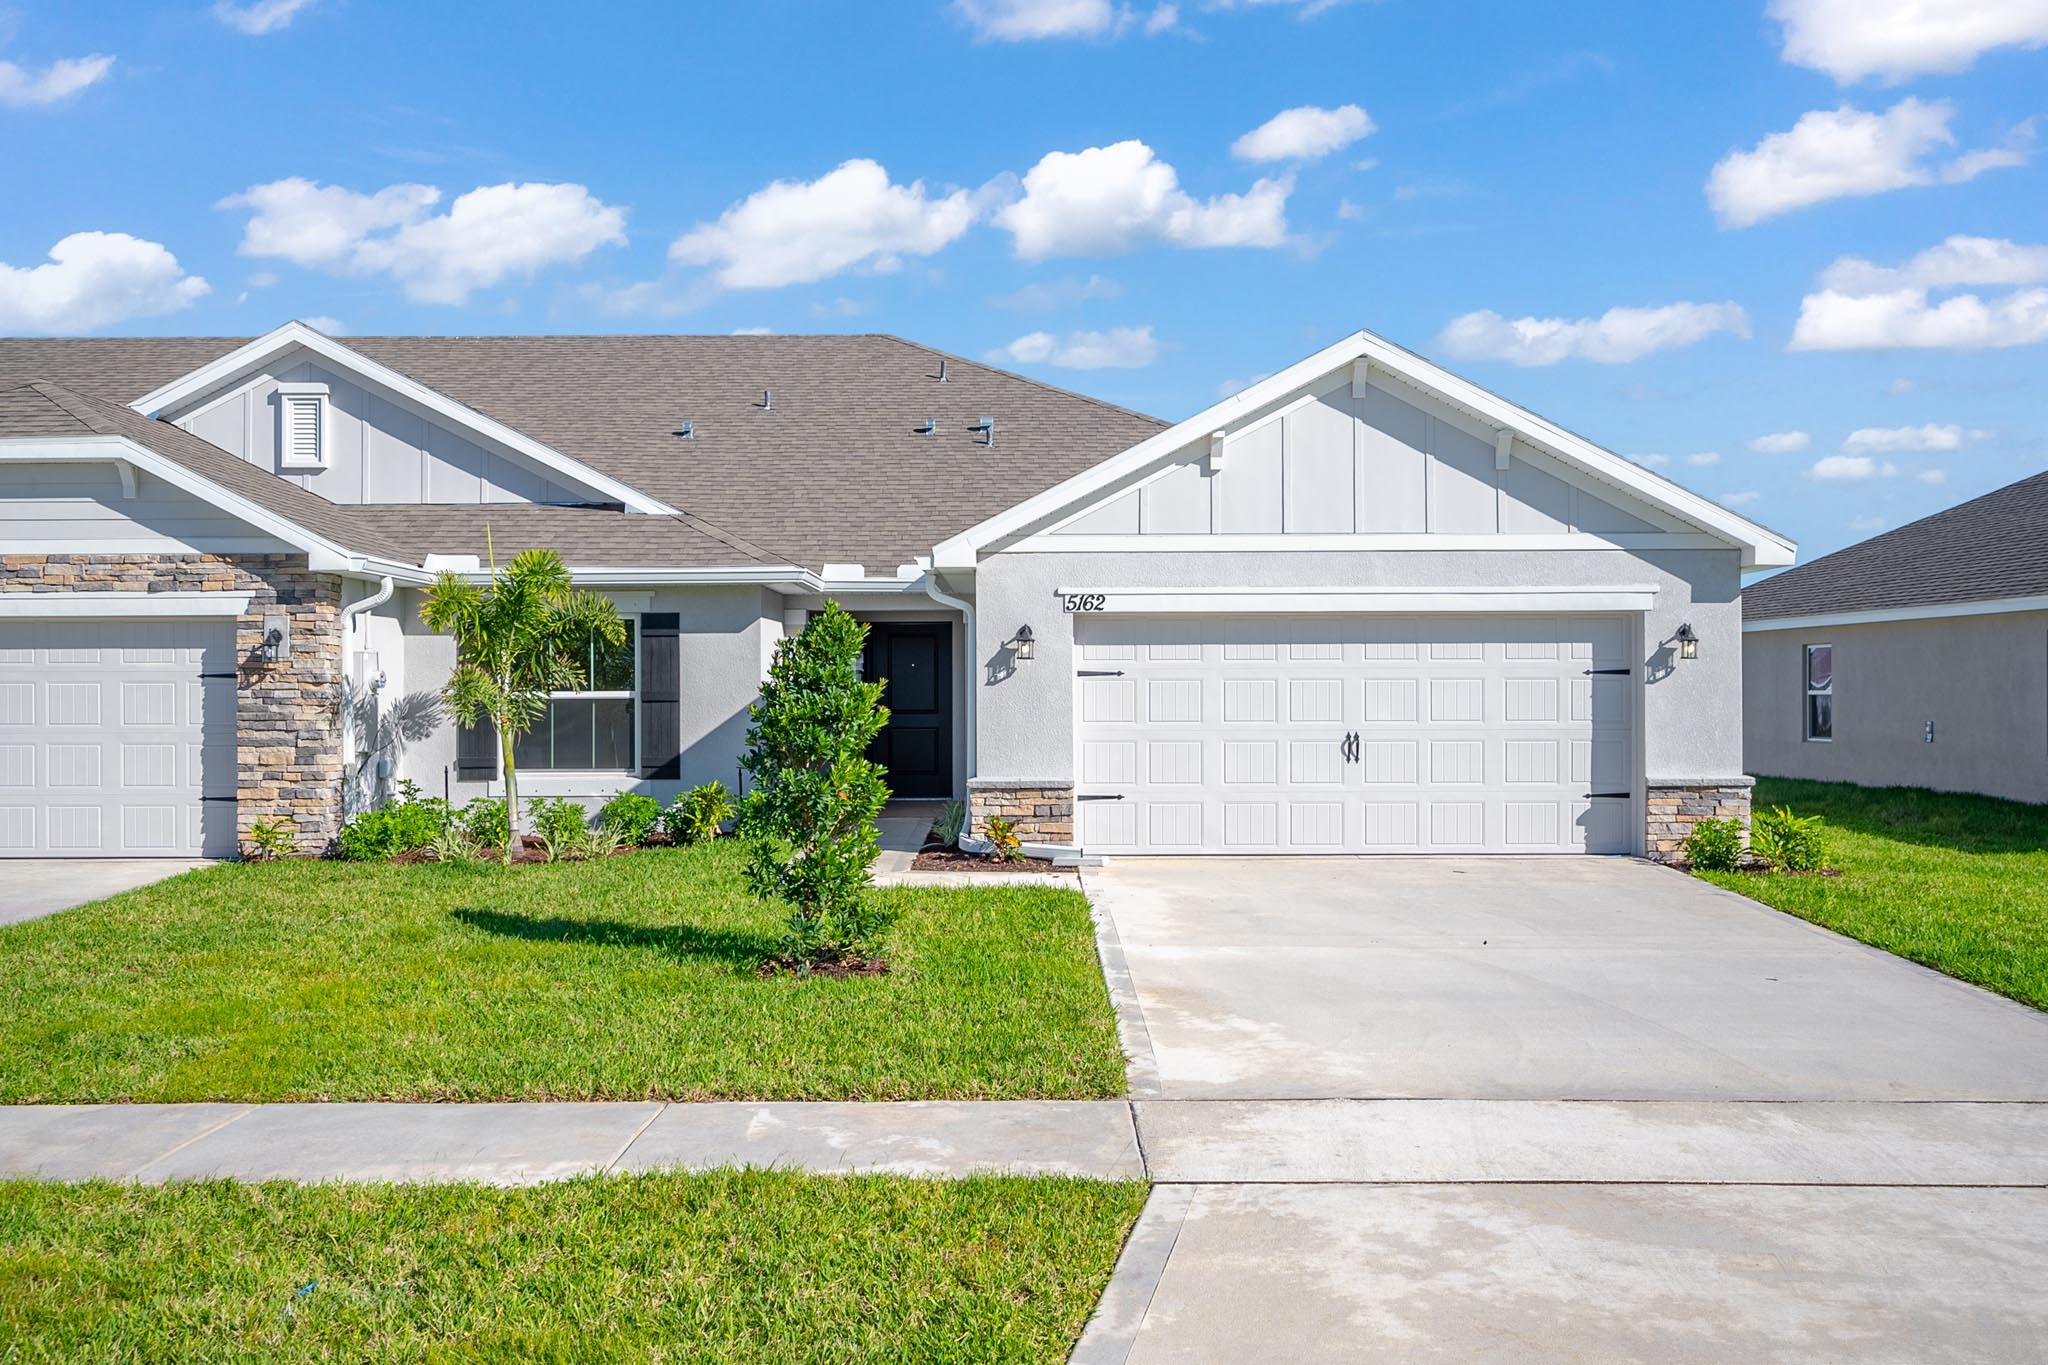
1701,778 -> 2048,1012
0,1170 -> 1147,1362
0,843 -> 1128,1103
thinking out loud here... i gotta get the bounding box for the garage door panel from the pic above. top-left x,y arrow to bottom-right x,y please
0,744 -> 30,787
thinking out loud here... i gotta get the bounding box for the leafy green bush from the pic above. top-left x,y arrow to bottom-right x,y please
1752,804 -> 1827,872
459,797 -> 509,850
931,800 -> 966,849
597,793 -> 663,846
1684,817 -> 1745,871
334,794 -> 447,862
738,603 -> 893,963
984,816 -> 1023,863
243,816 -> 300,862
665,782 -> 736,845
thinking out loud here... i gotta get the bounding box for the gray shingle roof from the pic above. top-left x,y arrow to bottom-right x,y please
342,504 -> 782,569
1744,468 -> 2048,620
0,334 -> 1168,571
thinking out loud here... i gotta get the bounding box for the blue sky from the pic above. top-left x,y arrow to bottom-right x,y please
3,0 -> 2045,565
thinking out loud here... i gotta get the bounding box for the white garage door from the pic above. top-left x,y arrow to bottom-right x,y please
1073,616 -> 1634,855
0,620 -> 237,857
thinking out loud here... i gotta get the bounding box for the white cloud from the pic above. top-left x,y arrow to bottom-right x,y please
1811,454 -> 1897,480
1706,100 -> 2025,228
1632,452 -> 1721,470
987,324 -> 1159,368
953,0 -> 1178,39
1850,515 -> 1890,532
1771,0 -> 2048,83
1887,377 -> 1917,394
1918,468 -> 1948,484
0,231 -> 210,334
1720,490 -> 1762,507
301,314 -> 346,334
991,274 -> 1123,310
225,177 -> 627,305
1791,236 -> 2048,350
1686,451 -> 1721,466
669,159 -> 975,290
730,326 -> 775,336
214,0 -> 318,33
1336,197 -> 1369,222
0,52 -> 113,107
997,140 -> 1291,259
1437,300 -> 1750,366
1842,422 -> 1985,453
1231,104 -> 1375,162
809,296 -> 867,319
1747,430 -> 1812,454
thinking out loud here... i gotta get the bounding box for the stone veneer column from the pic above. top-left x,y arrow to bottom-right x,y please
1644,777 -> 1754,863
966,778 -> 1075,846
0,553 -> 344,853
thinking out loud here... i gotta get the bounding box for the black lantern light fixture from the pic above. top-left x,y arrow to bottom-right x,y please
1009,624 -> 1035,661
1675,622 -> 1699,661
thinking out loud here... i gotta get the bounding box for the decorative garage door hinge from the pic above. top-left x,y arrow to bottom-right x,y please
1075,793 -> 1126,801
1076,669 -> 1125,677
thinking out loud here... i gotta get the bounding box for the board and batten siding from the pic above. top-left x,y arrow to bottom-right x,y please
0,462 -> 288,554
1051,381 -> 1682,539
171,351 -> 587,507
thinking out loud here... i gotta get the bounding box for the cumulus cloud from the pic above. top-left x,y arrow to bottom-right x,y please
1771,0 -> 2048,83
1632,452 -> 1721,470
669,159 -> 976,290
1232,104 -> 1375,162
1811,454 -> 1895,480
1720,490 -> 1763,507
1436,301 -> 1750,366
300,314 -> 346,334
953,0 -> 1176,40
224,177 -> 627,305
991,274 -> 1124,310
1706,100 -> 2026,228
1790,234 -> 2048,350
1841,422 -> 1986,453
1747,430 -> 1813,454
996,140 -> 1291,259
987,324 -> 1160,368
0,231 -> 210,334
0,52 -> 114,107
213,0 -> 318,34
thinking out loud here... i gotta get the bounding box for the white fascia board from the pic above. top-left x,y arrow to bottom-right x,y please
934,329 -> 1796,571
129,321 -> 679,517
0,590 -> 254,618
1051,584 -> 1661,615
1007,532 -> 1731,554
549,566 -> 813,588
1743,594 -> 2048,633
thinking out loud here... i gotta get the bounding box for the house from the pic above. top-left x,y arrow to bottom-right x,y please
1743,470 -> 2048,806
0,323 -> 1791,860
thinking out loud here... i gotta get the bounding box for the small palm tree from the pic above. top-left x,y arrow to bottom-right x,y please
420,545 -> 624,863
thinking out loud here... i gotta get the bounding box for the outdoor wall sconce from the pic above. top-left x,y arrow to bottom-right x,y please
1675,622 -> 1698,661
1009,624 -> 1035,661
255,613 -> 292,664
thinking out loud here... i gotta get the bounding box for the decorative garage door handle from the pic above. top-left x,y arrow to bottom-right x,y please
1586,791 -> 1630,799
1076,793 -> 1126,801
1584,668 -> 1632,675
1076,670 -> 1126,677
1341,732 -> 1360,763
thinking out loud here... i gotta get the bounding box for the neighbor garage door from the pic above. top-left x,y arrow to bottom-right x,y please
0,619 -> 237,857
1073,616 -> 1633,854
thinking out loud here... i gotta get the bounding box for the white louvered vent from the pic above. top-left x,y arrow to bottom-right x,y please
276,383 -> 329,469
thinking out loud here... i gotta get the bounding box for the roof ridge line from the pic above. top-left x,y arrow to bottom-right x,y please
27,379 -> 117,435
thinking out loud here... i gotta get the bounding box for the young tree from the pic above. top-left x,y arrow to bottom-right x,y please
739,602 -> 893,963
420,547 -> 625,864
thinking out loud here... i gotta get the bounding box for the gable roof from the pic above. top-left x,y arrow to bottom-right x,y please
1744,468 -> 2048,623
933,330 -> 1797,571
0,328 -> 1168,573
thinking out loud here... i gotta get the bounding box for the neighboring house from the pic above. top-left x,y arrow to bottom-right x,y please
0,323 -> 1790,860
1743,470 -> 2048,806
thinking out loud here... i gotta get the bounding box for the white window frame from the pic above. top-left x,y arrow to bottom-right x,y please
514,616 -> 642,776
275,382 -> 331,470
1803,643 -> 1833,743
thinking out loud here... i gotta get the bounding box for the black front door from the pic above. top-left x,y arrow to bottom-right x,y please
863,622 -> 952,798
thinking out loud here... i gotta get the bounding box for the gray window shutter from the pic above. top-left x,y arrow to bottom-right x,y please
455,714 -> 498,781
641,613 -> 681,779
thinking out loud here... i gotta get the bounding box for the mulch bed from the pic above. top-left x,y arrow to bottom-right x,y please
757,955 -> 891,979
1670,856 -> 1843,877
911,847 -> 1067,875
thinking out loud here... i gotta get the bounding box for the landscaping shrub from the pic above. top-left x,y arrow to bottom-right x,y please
931,799 -> 966,849
1752,804 -> 1827,872
738,602 -> 893,964
459,797 -> 510,850
597,793 -> 663,846
243,816 -> 299,862
1684,816 -> 1745,871
334,790 -> 447,862
665,781 -> 736,845
985,816 -> 1023,863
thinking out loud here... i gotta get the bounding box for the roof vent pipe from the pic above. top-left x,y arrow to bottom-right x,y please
761,389 -> 772,411
937,359 -> 948,383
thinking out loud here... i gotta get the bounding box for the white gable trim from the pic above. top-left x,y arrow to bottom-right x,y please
1054,584 -> 1661,615
130,322 -> 679,517
0,590 -> 254,618
932,330 -> 1795,571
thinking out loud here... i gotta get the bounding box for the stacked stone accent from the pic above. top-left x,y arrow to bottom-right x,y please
966,779 -> 1075,846
1645,778 -> 1754,862
0,554 -> 344,853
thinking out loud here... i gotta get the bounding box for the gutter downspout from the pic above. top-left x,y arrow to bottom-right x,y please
339,575 -> 396,816
920,571 -> 975,784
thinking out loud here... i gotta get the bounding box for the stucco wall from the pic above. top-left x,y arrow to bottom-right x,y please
1745,613 -> 2048,805
970,547 -> 1745,791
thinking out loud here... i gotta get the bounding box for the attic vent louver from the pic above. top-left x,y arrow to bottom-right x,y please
276,382 -> 329,470
970,416 -> 995,448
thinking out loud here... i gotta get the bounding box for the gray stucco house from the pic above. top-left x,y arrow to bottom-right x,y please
1744,470 -> 2048,806
0,323 -> 1790,860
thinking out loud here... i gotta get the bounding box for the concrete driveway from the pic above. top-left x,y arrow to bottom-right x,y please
1076,857 -> 2048,1363
0,859 -> 213,926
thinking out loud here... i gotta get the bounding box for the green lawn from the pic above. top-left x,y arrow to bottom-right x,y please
0,843 -> 1127,1103
0,1170 -> 1147,1363
1701,778 -> 2048,1011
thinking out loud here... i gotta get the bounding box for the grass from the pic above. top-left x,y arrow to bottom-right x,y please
0,842 -> 1127,1103
1699,778 -> 2048,1011
0,1170 -> 1148,1363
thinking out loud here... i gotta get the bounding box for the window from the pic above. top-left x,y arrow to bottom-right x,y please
276,383 -> 330,470
1804,644 -> 1833,741
514,620 -> 637,771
